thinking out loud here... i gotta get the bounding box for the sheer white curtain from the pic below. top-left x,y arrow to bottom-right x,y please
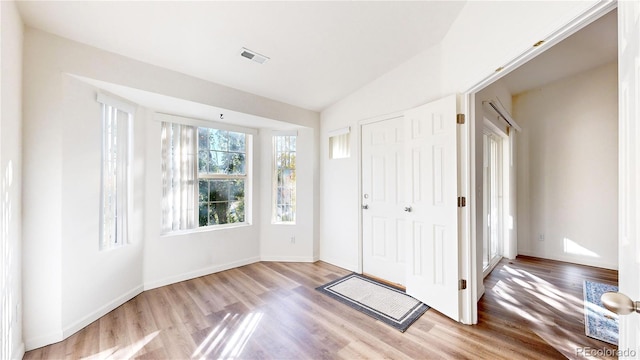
161,122 -> 197,232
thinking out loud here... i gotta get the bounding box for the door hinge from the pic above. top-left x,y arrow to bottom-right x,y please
459,279 -> 467,290
456,113 -> 465,124
457,196 -> 466,207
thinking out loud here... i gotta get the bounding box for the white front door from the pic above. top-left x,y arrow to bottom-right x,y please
360,95 -> 462,320
617,2 -> 640,356
404,94 -> 460,321
361,117 -> 406,286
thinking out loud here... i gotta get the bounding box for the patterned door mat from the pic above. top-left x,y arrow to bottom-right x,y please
316,273 -> 429,332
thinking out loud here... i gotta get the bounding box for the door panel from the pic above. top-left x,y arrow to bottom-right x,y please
404,94 -> 460,321
362,117 -> 406,285
372,217 -> 386,256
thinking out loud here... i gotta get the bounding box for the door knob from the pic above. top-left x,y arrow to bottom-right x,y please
404,206 -> 412,212
601,292 -> 640,315
362,204 -> 369,210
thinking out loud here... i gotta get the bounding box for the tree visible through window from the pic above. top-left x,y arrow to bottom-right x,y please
273,135 -> 296,223
162,123 -> 249,232
197,128 -> 246,226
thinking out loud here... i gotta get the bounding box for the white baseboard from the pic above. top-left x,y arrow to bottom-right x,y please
317,256 -> 358,272
517,250 -> 618,270
24,331 -> 63,352
477,283 -> 486,302
143,256 -> 261,291
62,285 -> 144,340
260,255 -> 317,262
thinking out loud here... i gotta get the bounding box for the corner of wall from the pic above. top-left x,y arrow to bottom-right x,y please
1,0 -> 25,357
62,285 -> 144,339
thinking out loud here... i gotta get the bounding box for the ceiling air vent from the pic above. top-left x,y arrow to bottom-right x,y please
239,47 -> 270,64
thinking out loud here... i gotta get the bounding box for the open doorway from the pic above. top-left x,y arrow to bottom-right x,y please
469,6 -> 620,356
475,8 -> 618,280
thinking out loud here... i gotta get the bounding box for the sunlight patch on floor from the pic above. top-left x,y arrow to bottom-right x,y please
494,280 -> 544,324
511,276 -> 533,289
81,330 -> 160,360
192,312 -> 263,360
495,297 -> 545,324
524,287 -> 569,312
491,261 -> 610,358
498,266 -> 583,314
536,326 -> 585,358
493,264 -> 587,327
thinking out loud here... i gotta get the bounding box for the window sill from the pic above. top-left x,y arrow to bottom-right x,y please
161,222 -> 252,237
271,222 -> 296,226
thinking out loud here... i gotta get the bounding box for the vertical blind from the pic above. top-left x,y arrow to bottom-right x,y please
100,104 -> 132,249
329,126 -> 351,159
161,122 -> 198,232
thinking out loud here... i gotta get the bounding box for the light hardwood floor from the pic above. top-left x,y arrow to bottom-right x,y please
24,256 -> 618,359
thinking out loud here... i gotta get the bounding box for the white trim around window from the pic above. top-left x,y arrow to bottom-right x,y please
160,114 -> 253,234
99,97 -> 134,250
97,92 -> 137,115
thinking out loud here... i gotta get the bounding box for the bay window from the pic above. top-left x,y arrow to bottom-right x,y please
161,120 -> 250,233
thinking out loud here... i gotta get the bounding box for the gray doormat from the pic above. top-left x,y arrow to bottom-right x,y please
316,273 -> 429,332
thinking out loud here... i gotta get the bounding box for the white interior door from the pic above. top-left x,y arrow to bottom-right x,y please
404,94 -> 460,321
617,2 -> 640,356
361,117 -> 406,286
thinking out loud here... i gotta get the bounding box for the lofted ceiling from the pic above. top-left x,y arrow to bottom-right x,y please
16,1 -> 467,112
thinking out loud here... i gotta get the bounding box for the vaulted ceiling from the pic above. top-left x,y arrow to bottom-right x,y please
16,1 -> 466,112
16,2 -> 618,112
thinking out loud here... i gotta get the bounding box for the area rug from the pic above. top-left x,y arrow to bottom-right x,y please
316,273 -> 429,332
583,280 -> 619,345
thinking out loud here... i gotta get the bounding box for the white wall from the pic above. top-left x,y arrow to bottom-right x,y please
0,1 -> 24,358
59,77 -> 145,337
515,62 -> 618,269
319,0 -> 600,272
22,28 -> 319,349
319,45 -> 443,271
22,32 -> 146,349
259,127 -> 318,262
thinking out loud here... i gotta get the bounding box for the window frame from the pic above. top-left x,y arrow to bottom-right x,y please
272,132 -> 297,224
196,127 -> 250,228
98,93 -> 135,250
158,113 -> 255,234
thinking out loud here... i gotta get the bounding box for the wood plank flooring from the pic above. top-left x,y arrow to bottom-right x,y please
24,256 -> 618,359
